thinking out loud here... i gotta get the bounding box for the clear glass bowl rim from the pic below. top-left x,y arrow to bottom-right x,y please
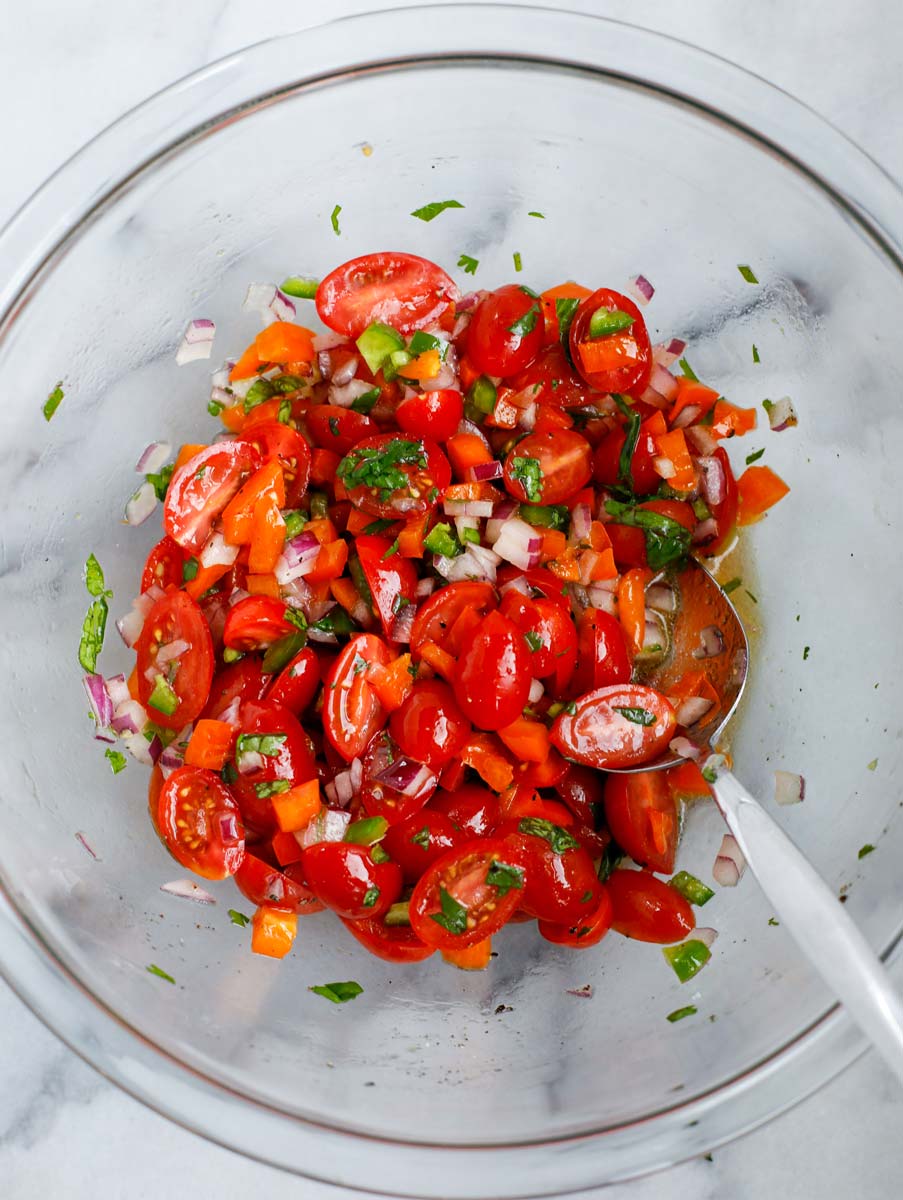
2,5 -> 903,1194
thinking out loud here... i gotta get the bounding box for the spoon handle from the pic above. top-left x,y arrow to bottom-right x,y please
712,768 -> 903,1084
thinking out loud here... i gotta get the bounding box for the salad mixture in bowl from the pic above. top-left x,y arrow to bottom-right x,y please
80,251 -> 789,977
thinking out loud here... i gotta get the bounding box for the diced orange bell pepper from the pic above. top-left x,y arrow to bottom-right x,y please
442,938 -> 493,970
222,462 -> 285,545
669,377 -> 720,426
737,465 -> 790,525
460,735 -> 514,792
534,405 -> 574,433
539,528 -> 568,563
220,403 -> 247,433
255,322 -> 315,366
248,494 -> 286,574
443,481 -> 500,504
310,448 -> 341,486
398,513 -> 429,558
345,508 -> 383,536
582,547 -> 618,582
305,539 -> 348,583
577,333 -> 636,376
243,397 -> 285,428
304,517 -> 338,545
271,830 -> 306,867
184,719 -> 235,770
618,566 -> 652,654
497,718 -> 551,764
229,342 -> 261,382
271,778 -> 321,834
246,572 -> 281,599
368,654 -> 415,712
128,665 -> 141,702
547,550 -> 581,582
400,348 -> 441,381
446,433 -> 494,480
250,907 -> 298,959
653,429 -> 696,492
183,560 -> 230,601
667,760 -> 714,802
712,399 -> 757,439
173,443 -> 208,473
418,640 -> 456,683
540,281 -> 592,340
330,577 -> 363,616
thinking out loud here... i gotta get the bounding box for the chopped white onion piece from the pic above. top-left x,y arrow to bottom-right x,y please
160,879 -> 217,905
693,625 -> 725,659
675,696 -> 714,726
313,330 -> 348,352
694,926 -> 719,949
329,378 -> 375,408
645,584 -> 676,613
669,736 -> 702,761
156,638 -> 189,668
492,517 -> 542,570
766,396 -> 798,432
713,834 -> 746,887
774,770 -> 805,806
331,354 -> 360,386
135,442 -> 172,474
125,481 -> 157,526
200,531 -> 239,569
653,456 -> 676,481
295,807 -> 351,848
528,678 -> 544,703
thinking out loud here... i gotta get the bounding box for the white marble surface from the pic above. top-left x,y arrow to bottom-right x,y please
2,1 -> 903,1196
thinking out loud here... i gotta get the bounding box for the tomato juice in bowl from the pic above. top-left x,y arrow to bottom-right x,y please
2,7 -> 903,1195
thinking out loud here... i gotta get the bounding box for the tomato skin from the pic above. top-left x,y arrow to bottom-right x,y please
551,684 -> 677,770
223,596 -> 302,651
382,809 -> 465,885
503,429 -> 592,505
134,590 -> 214,730
235,852 -> 324,914
607,869 -> 695,943
593,414 -> 663,496
164,441 -> 261,553
235,421 -> 311,507
466,284 -> 545,377
316,253 -> 460,339
606,523 -> 648,570
302,842 -> 402,919
497,566 -> 569,609
305,407 -> 376,457
359,731 -> 438,826
264,648 -> 321,716
453,610 -> 532,731
396,388 -> 464,443
499,591 -> 577,689
157,765 -> 245,880
538,889 -> 613,948
569,288 -> 652,397
503,828 -> 603,925
699,446 -> 738,557
339,433 -> 451,520
556,763 -> 605,828
409,837 -> 528,950
202,657 -> 268,721
340,914 -> 435,962
510,343 -> 591,409
428,784 -> 500,838
604,770 -> 679,874
142,536 -> 186,592
569,607 -> 632,697
389,680 -> 471,772
230,700 -> 318,838
355,534 -> 419,639
410,581 -> 497,653
322,634 -> 393,762
639,498 -> 695,533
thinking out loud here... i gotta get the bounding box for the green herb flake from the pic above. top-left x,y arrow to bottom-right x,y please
554,296 -> 581,345
369,844 -> 391,865
309,980 -> 364,1004
228,909 -> 251,927
667,1005 -> 698,1023
104,748 -> 127,775
146,463 -> 174,502
527,210 -> 545,219
768,916 -> 780,926
662,938 -> 711,983
603,498 -> 691,570
486,860 -> 525,898
588,308 -> 634,339
392,592 -> 411,615
745,589 -> 758,604
867,758 -> 878,772
146,964 -> 175,985
362,885 -> 381,908
669,871 -> 714,906
738,264 -> 759,284
613,394 -> 642,493
85,553 -> 108,597
207,398 -> 225,417
564,700 -> 577,716
243,377 -> 277,413
351,386 -> 380,415
430,885 -> 469,935
510,455 -> 542,502
43,382 -> 64,422
411,826 -> 431,851
363,518 -> 396,535
613,706 -> 656,727
803,645 -> 810,661
746,447 -> 765,465
752,344 -> 761,364
517,817 -> 580,855
702,766 -> 717,784
513,251 -> 523,273
260,631 -> 308,674
182,556 -> 199,583
508,303 -> 541,338
254,779 -> 291,799
411,199 -> 464,222
331,204 -> 342,235
597,839 -> 623,883
280,276 -> 319,299
457,254 -> 479,275
337,438 -> 427,500
236,733 -> 287,758
523,630 -> 543,653
722,578 -> 742,595
858,843 -> 876,860
678,358 -> 699,382
344,816 -> 389,846
381,538 -> 401,561
78,597 -> 109,673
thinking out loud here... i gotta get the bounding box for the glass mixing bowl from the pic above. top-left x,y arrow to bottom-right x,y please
1,6 -> 902,1195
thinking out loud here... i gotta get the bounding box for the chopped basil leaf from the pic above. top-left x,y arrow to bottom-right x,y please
613,705 -> 656,727
236,733 -> 287,758
858,843 -> 876,859
146,463 -> 174,502
702,766 -> 717,784
280,276 -> 319,299
411,825 -> 431,851
283,607 -> 307,633
722,577 -> 742,594
523,630 -> 543,653
363,518 -> 396,535
362,885 -> 381,908
208,398 -> 225,417
328,416 -> 340,438
527,210 -> 545,219
310,492 -> 329,520
768,916 -> 780,926
485,860 -> 525,897
148,674 -> 178,717
662,939 -> 711,982
513,251 -> 523,273
678,358 -> 699,382
603,498 -> 691,569
520,503 -> 568,530
457,253 -> 479,275
244,378 -> 279,413
351,386 -> 381,414
555,296 -> 581,344
588,308 -> 634,339
344,816 -> 389,845
517,817 -> 580,854
43,381 -> 64,421
430,885 -> 469,935
309,980 -> 363,1004
737,264 -> 759,284
309,609 -> 356,637
580,890 -> 593,903
331,204 -> 342,235
146,963 -> 175,984
337,438 -> 426,500
78,596 -> 108,672
669,871 -> 714,906
369,843 -> 391,865
745,447 -> 765,465
667,1005 -> 698,1023
867,758 -> 878,771
221,762 -> 239,785
752,344 -> 761,364
597,839 -> 623,883
228,909 -> 251,927
381,538 -> 400,561
283,509 -> 307,539
84,553 -> 108,597
424,522 -> 460,558
104,748 -> 127,774
410,199 -> 464,222
745,589 -> 758,604
613,394 -> 641,493
384,901 -> 411,926
803,645 -> 810,661
272,374 -> 307,394
182,556 -> 199,582
510,455 -> 542,502
508,303 -> 541,338
254,779 -> 291,799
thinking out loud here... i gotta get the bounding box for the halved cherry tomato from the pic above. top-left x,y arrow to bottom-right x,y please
235,421 -> 312,509
606,523 -> 648,569
396,388 -> 464,444
593,412 -> 666,496
639,498 -> 696,533
134,590 -> 214,729
428,784 -> 500,838
156,765 -> 245,880
141,536 -> 186,592
382,809 -> 465,885
453,609 -> 532,731
607,869 -> 695,943
496,565 -> 569,609
264,647 -> 321,716
322,633 -> 393,762
499,591 -> 577,690
235,852 -> 324,914
604,770 -> 679,874
569,288 -> 652,397
556,763 -> 605,828
410,580 -> 497,654
409,837 -> 527,950
538,889 -> 613,948
503,822 -> 603,925
466,284 -> 544,377
305,406 -> 376,457
316,252 -> 460,339
201,657 -> 268,721
338,433 -> 451,520
223,596 -> 304,651
498,785 -> 575,827
359,731 -> 438,825
503,429 -> 592,506
569,607 -> 632,697
551,684 -> 677,769
510,343 -> 591,409
302,841 -> 402,919
340,914 -> 435,962
355,534 -> 419,638
163,441 -> 260,552
230,700 -> 318,838
389,680 -> 471,772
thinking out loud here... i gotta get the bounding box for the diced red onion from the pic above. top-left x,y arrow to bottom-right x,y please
577,551 -> 603,587
156,638 -> 189,668
352,597 -> 373,629
376,756 -> 436,797
329,378 -> 377,408
211,362 -> 234,389
83,674 -> 113,729
686,425 -> 719,456
457,291 -> 485,313
308,600 -> 336,624
518,401 -> 537,431
627,274 -> 655,305
713,834 -> 746,887
271,289 -> 296,323
569,502 -> 592,543
694,927 -> 719,950
645,585 -> 676,613
669,736 -> 702,761
331,355 -> 360,387
528,678 -> 544,704
675,696 -> 714,726
672,404 -> 700,429
135,442 -> 172,474
105,673 -> 130,709
317,350 -> 333,380
219,814 -> 243,846
433,545 -> 500,584
296,807 -> 351,848
650,362 -> 679,402
693,625 -> 725,659
243,282 -> 295,327
328,768 -> 355,808
200,531 -> 239,570
176,319 -> 216,365
485,499 -> 519,545
566,984 -> 594,998
493,517 -> 542,570
219,696 -> 241,728
210,385 -> 232,407
774,770 -> 805,806
313,330 -> 348,352
237,749 -> 264,776
697,455 -> 726,507
455,418 -> 491,449
308,626 -> 338,645
421,360 -> 458,392
766,396 -> 798,432
466,460 -> 503,483
116,591 -> 155,648
691,517 -> 718,546
111,699 -> 147,736
125,481 -> 158,526
159,736 -> 187,776
122,731 -> 154,766
639,385 -> 670,411
160,879 -> 217,905
415,577 -> 436,599
275,531 -> 321,584
587,583 -> 618,615
390,602 -> 416,644
499,574 -> 531,598
642,613 -> 666,651
281,577 -> 312,613
93,729 -> 117,745
227,587 -> 250,608
75,831 -> 98,860
452,311 -> 472,339
350,757 -> 363,791
652,338 -> 687,368
653,456 -> 676,481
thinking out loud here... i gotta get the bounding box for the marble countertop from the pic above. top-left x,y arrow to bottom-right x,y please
2,1 -> 902,1196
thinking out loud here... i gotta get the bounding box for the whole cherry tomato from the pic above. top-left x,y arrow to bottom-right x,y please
453,610 -> 532,731
302,842 -> 402,919
389,680 -> 471,772
340,914 -> 435,962
607,869 -> 695,943
499,590 -> 577,691
396,388 -> 464,443
264,648 -> 321,716
382,809 -> 465,885
466,284 -> 544,377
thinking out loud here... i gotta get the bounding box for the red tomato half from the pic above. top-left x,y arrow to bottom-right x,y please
316,252 -> 460,339
499,591 -> 577,690
428,784 -> 500,838
410,581 -> 497,654
264,648 -> 321,716
396,388 -> 464,444
305,406 -> 376,457
538,889 -> 613,948
510,343 -> 591,410
230,700 -> 318,837
569,607 -> 632,697
338,433 -> 451,520
503,429 -> 592,506
141,536 -> 186,592
503,823 -> 603,925
340,914 -> 435,963
604,770 -> 680,874
551,684 -> 676,769
163,441 -> 260,552
202,657 -> 268,721
453,610 -> 532,731
607,869 -> 695,943
359,731 -> 438,825
156,765 -> 245,880
409,837 -> 527,950
235,421 -> 311,508
302,842 -> 402,919
382,809 -> 464,885
593,413 -> 665,496
355,534 -> 419,639
569,288 -> 652,397
389,680 -> 471,772
223,596 -> 305,651
235,852 -> 324,914
134,590 -> 214,729
322,634 -> 393,762
466,285 -> 545,377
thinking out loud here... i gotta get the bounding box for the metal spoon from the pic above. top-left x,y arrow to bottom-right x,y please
613,557 -> 903,1084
